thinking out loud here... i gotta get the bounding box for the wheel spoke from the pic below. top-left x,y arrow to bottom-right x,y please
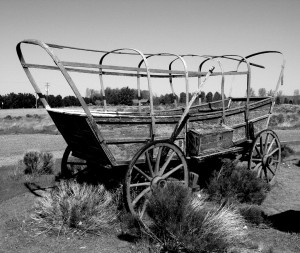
145,150 -> 154,177
251,161 -> 262,171
139,199 -> 149,218
264,133 -> 269,154
260,136 -> 264,154
130,182 -> 151,188
159,151 -> 175,176
269,148 -> 279,156
161,164 -> 183,179
132,186 -> 151,207
252,158 -> 262,162
154,147 -> 163,174
266,138 -> 276,154
255,145 -> 262,158
257,165 -> 262,178
133,165 -> 152,181
266,165 -> 275,176
263,167 -> 269,183
270,160 -> 280,165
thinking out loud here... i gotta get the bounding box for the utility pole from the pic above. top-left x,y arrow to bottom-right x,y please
45,82 -> 50,102
35,92 -> 38,108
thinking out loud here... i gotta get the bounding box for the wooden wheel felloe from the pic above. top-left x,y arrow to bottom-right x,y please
124,141 -> 189,218
61,146 -> 89,177
248,129 -> 281,184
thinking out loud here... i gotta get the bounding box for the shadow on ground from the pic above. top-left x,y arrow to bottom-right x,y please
267,210 -> 300,233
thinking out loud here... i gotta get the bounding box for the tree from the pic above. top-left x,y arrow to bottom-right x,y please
179,92 -> 186,104
118,87 -> 135,105
200,91 -> 206,103
275,96 -> 281,105
247,88 -> 255,97
267,89 -> 275,97
105,87 -> 119,105
213,91 -> 222,101
63,96 -> 80,107
283,97 -> 289,104
206,92 -> 213,102
258,88 -> 266,97
85,88 -> 91,98
294,89 -> 300,96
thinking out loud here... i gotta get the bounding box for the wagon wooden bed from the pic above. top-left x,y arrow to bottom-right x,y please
17,40 -> 285,217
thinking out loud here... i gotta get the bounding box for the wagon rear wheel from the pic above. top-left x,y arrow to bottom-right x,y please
124,141 -> 189,219
248,129 -> 281,184
61,146 -> 89,178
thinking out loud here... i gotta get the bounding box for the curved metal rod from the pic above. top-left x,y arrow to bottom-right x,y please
168,54 -> 211,106
137,53 -> 190,108
16,39 -> 110,150
239,51 -> 285,96
99,48 -> 154,116
138,53 -> 182,108
239,51 -> 285,127
16,39 -> 92,116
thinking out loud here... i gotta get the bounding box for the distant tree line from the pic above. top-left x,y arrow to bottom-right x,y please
248,88 -> 300,105
1,88 -> 299,109
0,93 -> 86,109
86,88 -> 224,106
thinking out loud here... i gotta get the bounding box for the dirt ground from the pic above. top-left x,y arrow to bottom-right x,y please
0,158 -> 300,252
0,131 -> 300,252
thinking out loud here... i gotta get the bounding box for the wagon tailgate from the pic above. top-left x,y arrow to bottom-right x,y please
47,110 -> 113,165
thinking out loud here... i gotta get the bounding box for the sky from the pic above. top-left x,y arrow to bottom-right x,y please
0,0 -> 299,98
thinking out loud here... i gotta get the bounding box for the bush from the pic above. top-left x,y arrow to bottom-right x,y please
206,159 -> 269,205
238,204 -> 266,226
281,145 -> 295,159
31,180 -> 118,235
138,183 -> 249,253
23,150 -> 54,175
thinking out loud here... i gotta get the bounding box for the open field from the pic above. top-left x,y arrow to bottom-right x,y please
0,134 -> 66,166
0,108 -> 48,118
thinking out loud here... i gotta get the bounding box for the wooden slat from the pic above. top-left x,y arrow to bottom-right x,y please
23,63 -> 248,78
190,146 -> 244,161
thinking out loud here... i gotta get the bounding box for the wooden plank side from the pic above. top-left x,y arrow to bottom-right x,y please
47,110 -> 112,165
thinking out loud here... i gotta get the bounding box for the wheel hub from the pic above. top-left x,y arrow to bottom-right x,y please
262,155 -> 272,166
151,176 -> 167,189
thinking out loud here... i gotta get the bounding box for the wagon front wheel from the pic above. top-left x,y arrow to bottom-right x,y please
124,141 -> 189,218
248,129 -> 281,184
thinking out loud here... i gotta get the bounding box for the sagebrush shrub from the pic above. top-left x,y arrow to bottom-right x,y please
23,150 -> 54,175
142,183 -> 248,253
206,159 -> 269,205
32,180 -> 118,235
281,145 -> 295,159
238,204 -> 266,225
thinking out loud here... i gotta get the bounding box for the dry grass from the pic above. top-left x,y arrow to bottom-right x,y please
31,180 -> 119,236
137,183 -> 251,253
